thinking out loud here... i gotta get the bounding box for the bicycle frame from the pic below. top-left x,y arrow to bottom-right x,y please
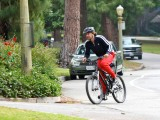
93,59 -> 114,94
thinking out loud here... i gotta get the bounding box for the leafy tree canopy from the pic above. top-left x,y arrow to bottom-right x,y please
44,0 -> 64,32
86,0 -> 158,34
0,0 -> 51,41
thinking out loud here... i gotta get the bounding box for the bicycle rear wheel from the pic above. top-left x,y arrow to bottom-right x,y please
86,75 -> 103,104
112,76 -> 126,103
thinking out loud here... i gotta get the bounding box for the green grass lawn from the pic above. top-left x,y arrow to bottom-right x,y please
0,106 -> 86,120
55,67 -> 70,77
142,42 -> 160,54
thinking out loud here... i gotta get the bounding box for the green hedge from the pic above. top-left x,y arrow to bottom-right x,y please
0,69 -> 61,98
0,42 -> 61,98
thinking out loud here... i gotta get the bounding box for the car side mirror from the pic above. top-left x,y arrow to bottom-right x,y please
139,42 -> 142,45
69,53 -> 74,58
137,40 -> 142,45
117,51 -> 121,54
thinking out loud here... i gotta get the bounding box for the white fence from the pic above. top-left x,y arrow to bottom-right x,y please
124,36 -> 160,43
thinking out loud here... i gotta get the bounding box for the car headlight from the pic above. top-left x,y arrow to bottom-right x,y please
71,59 -> 80,66
136,48 -> 142,52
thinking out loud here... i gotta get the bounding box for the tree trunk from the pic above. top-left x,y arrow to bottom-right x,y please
60,0 -> 80,67
101,13 -> 119,49
80,0 -> 87,42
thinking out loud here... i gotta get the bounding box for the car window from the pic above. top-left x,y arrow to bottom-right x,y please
75,43 -> 116,55
75,45 -> 94,55
123,38 -> 139,45
123,39 -> 132,45
110,43 -> 116,52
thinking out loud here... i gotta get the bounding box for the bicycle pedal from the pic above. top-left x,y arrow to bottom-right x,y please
109,89 -> 113,93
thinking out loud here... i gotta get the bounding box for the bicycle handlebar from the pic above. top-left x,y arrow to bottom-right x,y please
86,56 -> 103,62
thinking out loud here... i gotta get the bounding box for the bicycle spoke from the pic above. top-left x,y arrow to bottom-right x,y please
86,76 -> 103,104
112,76 -> 126,103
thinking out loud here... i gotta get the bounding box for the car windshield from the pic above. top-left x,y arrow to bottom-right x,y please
75,45 -> 94,55
75,43 -> 116,55
123,38 -> 138,45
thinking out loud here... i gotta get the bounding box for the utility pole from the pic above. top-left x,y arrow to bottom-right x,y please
20,0 -> 32,75
116,5 -> 124,59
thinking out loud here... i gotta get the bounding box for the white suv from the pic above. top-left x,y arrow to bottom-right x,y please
123,37 -> 142,59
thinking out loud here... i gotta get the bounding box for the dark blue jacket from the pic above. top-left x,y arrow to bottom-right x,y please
84,35 -> 112,58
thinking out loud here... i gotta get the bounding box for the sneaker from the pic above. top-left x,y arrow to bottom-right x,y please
111,78 -> 117,91
102,95 -> 107,100
109,78 -> 116,93
98,94 -> 107,100
109,78 -> 115,87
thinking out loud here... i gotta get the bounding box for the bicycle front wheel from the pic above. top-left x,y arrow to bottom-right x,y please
112,76 -> 126,103
86,75 -> 103,104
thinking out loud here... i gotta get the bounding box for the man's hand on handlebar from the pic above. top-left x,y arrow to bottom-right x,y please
103,52 -> 116,58
103,54 -> 109,58
82,57 -> 87,63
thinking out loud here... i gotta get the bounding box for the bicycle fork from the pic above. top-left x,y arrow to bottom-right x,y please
91,71 -> 99,91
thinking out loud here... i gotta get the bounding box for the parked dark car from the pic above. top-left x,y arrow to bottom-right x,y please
123,37 -> 142,59
69,41 -> 123,80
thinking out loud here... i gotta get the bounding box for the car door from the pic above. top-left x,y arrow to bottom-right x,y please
111,42 -> 123,74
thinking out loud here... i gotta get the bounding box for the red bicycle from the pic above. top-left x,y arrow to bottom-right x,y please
86,59 -> 126,104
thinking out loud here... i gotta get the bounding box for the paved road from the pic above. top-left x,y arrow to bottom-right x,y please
130,52 -> 160,69
62,69 -> 160,120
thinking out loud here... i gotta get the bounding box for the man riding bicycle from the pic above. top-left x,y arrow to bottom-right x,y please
82,27 -> 116,100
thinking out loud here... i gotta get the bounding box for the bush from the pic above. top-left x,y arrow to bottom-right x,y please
0,39 -> 61,98
0,69 -> 61,98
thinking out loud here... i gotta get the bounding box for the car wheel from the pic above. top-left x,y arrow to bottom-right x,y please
117,71 -> 123,76
70,75 -> 76,80
138,55 -> 142,59
79,75 -> 85,79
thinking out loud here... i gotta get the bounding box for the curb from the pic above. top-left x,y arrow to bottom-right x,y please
58,76 -> 70,83
56,96 -> 81,103
0,96 -> 61,103
0,96 -> 80,104
132,64 -> 145,71
124,64 -> 145,71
